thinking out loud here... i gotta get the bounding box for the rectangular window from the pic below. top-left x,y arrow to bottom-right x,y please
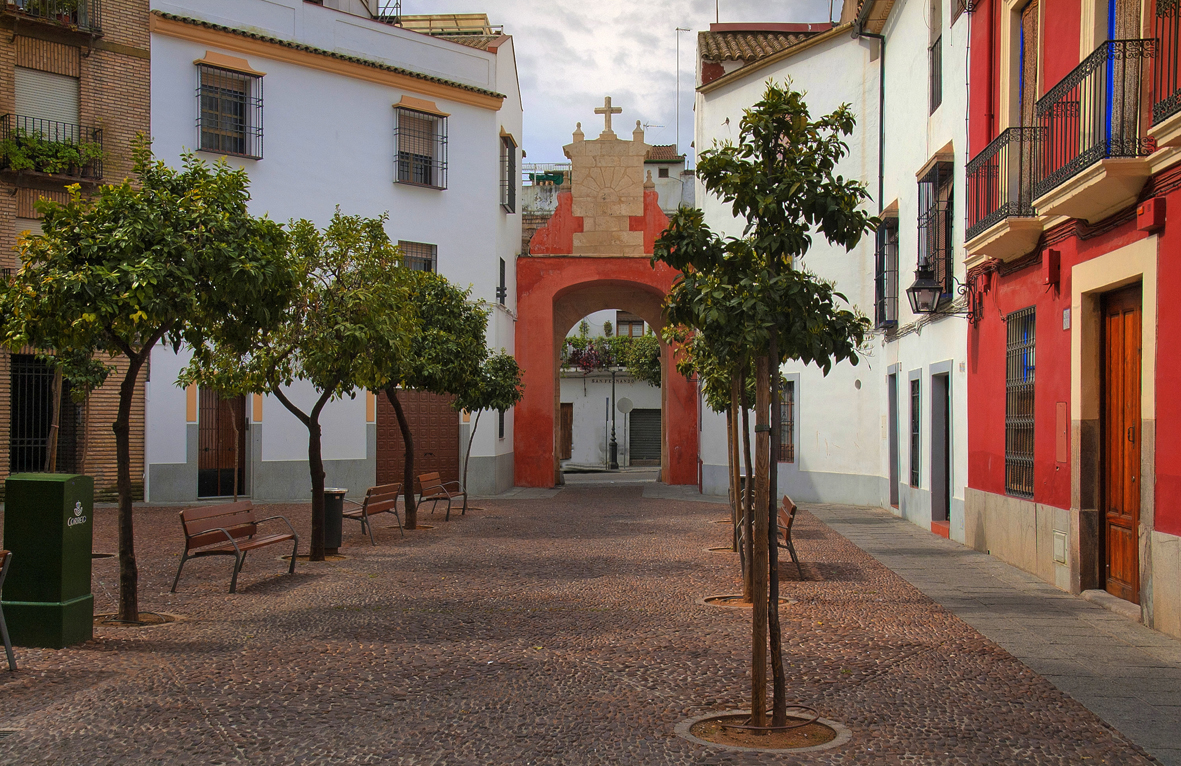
874,218 -> 899,328
910,378 -> 921,486
1005,307 -> 1036,497
9,354 -> 81,474
198,65 -> 263,159
15,67 -> 80,128
500,136 -> 516,212
498,409 -> 506,439
918,161 -> 955,303
497,257 -> 507,304
398,240 -> 437,272
658,167 -> 670,178
929,0 -> 943,113
395,108 -> 447,189
616,311 -> 645,337
777,380 -> 795,463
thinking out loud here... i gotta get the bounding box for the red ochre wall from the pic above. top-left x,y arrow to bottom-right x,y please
1153,190 -> 1181,536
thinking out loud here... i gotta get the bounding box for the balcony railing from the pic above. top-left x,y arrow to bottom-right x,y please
3,0 -> 102,34
966,127 -> 1043,240
0,115 -> 104,179
1035,38 -> 1156,199
1155,0 -> 1181,124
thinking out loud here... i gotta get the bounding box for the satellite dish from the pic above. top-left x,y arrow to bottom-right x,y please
617,397 -> 634,414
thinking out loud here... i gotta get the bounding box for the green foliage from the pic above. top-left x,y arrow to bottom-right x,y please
454,351 -> 524,415
561,333 -> 660,386
622,333 -> 661,386
602,319 -> 613,337
578,319 -> 590,338
1,128 -> 106,176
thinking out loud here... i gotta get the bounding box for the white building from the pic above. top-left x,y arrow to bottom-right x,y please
145,0 -> 522,502
695,0 -> 971,540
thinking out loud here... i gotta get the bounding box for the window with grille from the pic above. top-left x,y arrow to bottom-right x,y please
395,108 -> 447,188
498,409 -> 505,439
658,167 -> 670,178
910,378 -> 921,486
874,218 -> 899,328
398,240 -> 437,272
918,161 -> 955,302
777,380 -> 795,463
9,355 -> 81,474
929,0 -> 943,112
497,258 -> 507,304
500,136 -> 516,212
1005,307 -> 1036,497
197,65 -> 263,159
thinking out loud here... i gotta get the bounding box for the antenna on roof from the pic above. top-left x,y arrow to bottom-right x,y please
377,0 -> 402,25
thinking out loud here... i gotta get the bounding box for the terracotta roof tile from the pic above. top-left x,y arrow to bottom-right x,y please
698,30 -> 814,62
645,145 -> 684,162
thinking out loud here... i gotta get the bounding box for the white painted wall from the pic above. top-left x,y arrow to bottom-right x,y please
560,372 -> 662,467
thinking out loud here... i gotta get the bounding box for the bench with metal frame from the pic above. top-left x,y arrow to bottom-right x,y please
171,501 -> 299,594
0,550 -> 15,671
343,482 -> 404,545
417,472 -> 466,521
778,495 -> 805,580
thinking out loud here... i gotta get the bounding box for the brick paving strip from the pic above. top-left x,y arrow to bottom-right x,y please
0,484 -> 1164,765
809,502 -> 1181,766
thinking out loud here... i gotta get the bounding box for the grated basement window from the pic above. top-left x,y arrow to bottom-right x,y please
918,161 -> 955,303
910,378 -> 921,486
874,218 -> 899,328
777,380 -> 795,463
1005,307 -> 1036,498
395,108 -> 447,189
500,136 -> 516,212
197,65 -> 263,159
398,240 -> 437,272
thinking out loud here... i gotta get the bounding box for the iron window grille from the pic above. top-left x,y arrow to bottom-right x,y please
5,0 -> 102,34
929,35 -> 943,113
197,65 -> 263,160
1156,0 -> 1181,124
498,409 -> 505,439
500,136 -> 516,212
398,240 -> 437,272
918,161 -> 955,304
395,108 -> 447,189
777,380 -> 795,463
0,114 -> 103,179
1005,307 -> 1036,498
910,379 -> 921,486
966,126 -> 1042,240
1035,38 -> 1155,198
497,258 -> 507,304
874,218 -> 899,328
9,355 -> 82,474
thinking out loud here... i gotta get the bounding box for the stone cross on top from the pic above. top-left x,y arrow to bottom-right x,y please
595,96 -> 623,137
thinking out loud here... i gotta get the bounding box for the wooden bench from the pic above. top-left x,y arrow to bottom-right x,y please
777,496 -> 805,580
0,550 -> 14,672
343,483 -> 404,545
171,501 -> 299,594
418,472 -> 466,521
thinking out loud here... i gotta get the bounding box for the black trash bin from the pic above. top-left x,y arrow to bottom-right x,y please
322,488 -> 348,555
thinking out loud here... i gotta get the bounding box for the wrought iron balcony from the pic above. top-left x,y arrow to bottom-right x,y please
0,115 -> 104,180
1155,0 -> 1181,125
966,127 -> 1043,241
1035,38 -> 1155,199
2,0 -> 102,34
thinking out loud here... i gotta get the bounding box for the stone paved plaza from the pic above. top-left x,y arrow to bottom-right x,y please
0,483 -> 1167,764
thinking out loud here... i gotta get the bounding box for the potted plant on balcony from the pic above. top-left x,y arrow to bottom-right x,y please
0,128 -> 105,178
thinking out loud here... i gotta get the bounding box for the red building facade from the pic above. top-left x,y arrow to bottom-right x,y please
965,0 -> 1181,637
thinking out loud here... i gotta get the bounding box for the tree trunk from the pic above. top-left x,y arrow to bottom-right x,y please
44,365 -> 63,472
750,354 -> 771,729
307,413 -> 326,561
768,336 -> 787,726
385,387 -> 418,529
726,395 -> 739,553
461,409 -> 482,514
113,354 -> 145,623
740,370 -> 754,603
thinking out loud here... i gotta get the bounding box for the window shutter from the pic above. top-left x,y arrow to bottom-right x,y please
15,68 -> 80,126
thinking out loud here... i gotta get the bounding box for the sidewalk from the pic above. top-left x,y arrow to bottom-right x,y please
809,502 -> 1181,766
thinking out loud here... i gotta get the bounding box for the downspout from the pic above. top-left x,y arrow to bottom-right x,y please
854,3 -> 886,213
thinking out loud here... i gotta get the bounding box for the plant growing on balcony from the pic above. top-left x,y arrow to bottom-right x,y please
1,128 -> 105,177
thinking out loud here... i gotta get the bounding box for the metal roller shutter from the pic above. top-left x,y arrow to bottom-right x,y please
629,408 -> 661,463
15,67 -> 80,129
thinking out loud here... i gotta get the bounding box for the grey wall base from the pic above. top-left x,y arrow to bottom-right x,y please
702,463 -> 887,508
465,452 -> 514,496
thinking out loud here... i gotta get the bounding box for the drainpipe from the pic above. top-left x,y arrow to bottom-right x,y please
854,4 -> 886,214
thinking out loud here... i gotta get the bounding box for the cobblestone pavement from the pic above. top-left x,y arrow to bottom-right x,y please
0,485 -> 1161,765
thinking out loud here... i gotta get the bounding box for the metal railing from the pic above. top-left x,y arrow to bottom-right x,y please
874,220 -> 898,328
1035,38 -> 1156,199
5,0 -> 102,33
966,126 -> 1043,240
0,114 -> 104,179
1155,0 -> 1181,124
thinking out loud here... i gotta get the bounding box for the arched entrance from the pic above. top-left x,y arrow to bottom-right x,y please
515,258 -> 698,487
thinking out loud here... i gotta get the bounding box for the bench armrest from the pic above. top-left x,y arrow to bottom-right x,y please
440,481 -> 464,491
189,527 -> 242,554
342,498 -> 363,509
255,515 -> 299,539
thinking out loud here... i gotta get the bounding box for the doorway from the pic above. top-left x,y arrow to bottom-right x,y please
888,372 -> 899,507
629,408 -> 661,465
559,403 -> 573,460
1101,284 -> 1142,603
375,389 -> 459,494
931,373 -> 951,522
197,388 -> 247,498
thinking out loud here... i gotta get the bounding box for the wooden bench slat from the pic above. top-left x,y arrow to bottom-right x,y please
173,500 -> 299,594
184,512 -> 257,538
179,501 -> 253,523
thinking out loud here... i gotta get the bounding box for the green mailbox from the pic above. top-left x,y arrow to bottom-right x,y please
1,473 -> 94,648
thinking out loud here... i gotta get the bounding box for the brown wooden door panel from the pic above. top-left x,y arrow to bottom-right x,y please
1102,285 -> 1141,603
376,390 -> 459,494
559,403 -> 573,461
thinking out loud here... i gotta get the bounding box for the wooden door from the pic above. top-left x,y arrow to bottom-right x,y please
1102,285 -> 1142,603
197,388 -> 246,498
376,389 -> 459,494
559,403 -> 573,460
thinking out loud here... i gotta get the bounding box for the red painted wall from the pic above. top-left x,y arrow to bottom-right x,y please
529,193 -> 583,255
1154,192 -> 1181,536
630,189 -> 669,254
1040,0 -> 1082,93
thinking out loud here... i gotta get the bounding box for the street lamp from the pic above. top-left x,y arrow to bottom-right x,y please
609,369 -> 619,469
906,263 -> 943,315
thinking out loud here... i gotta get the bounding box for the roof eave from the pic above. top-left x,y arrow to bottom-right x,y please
697,22 -> 855,95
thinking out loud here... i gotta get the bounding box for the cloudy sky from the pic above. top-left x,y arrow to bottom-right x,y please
406,1 -> 834,165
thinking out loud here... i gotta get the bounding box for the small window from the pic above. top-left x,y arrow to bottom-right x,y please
910,378 -> 921,486
498,409 -> 505,439
497,257 -> 507,304
395,108 -> 447,189
918,161 -> 955,303
198,65 -> 263,159
1005,307 -> 1036,497
616,311 -> 646,337
658,167 -> 670,178
874,218 -> 899,328
929,0 -> 943,113
777,380 -> 795,463
500,136 -> 516,212
398,240 -> 437,272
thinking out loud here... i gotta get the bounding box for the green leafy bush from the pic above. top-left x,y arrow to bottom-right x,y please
0,128 -> 105,177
